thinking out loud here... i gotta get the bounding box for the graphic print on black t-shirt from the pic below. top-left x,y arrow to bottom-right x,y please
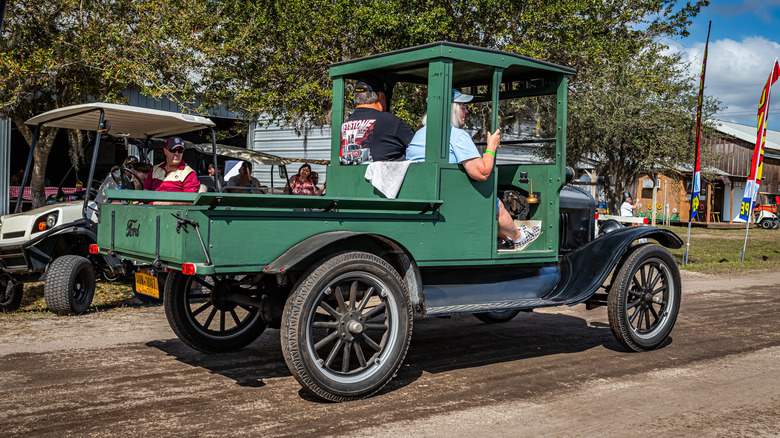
342,118 -> 377,149
340,107 -> 414,162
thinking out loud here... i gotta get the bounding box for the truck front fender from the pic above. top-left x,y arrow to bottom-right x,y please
547,226 -> 682,305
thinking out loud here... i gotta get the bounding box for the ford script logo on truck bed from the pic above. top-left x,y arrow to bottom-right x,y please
126,219 -> 140,237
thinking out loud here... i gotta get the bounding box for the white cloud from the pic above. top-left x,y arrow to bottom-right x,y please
672,36 -> 780,126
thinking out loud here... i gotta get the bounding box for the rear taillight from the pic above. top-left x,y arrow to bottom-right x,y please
89,244 -> 99,254
181,263 -> 196,276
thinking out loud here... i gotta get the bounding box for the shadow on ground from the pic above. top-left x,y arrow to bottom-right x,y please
146,309 -> 634,399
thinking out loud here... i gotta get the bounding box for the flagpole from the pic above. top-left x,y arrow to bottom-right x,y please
739,197 -> 754,262
683,21 -> 711,265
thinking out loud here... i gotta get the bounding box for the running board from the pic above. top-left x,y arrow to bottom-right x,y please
425,298 -> 563,316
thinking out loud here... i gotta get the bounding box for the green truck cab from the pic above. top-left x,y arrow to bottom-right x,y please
96,42 -> 683,402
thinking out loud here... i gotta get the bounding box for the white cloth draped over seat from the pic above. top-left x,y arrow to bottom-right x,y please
364,161 -> 413,199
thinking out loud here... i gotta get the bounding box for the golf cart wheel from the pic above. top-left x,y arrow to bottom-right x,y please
44,255 -> 96,315
0,276 -> 24,313
282,251 -> 413,402
760,218 -> 773,229
473,309 -> 521,323
164,272 -> 266,353
607,244 -> 681,352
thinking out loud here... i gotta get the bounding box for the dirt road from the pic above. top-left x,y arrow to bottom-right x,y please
1,271 -> 779,437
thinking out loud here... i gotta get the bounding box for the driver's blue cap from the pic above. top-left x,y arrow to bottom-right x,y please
452,89 -> 474,103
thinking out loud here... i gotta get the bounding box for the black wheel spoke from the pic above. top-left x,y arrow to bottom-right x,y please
627,298 -> 641,309
651,284 -> 668,297
629,307 -> 641,324
364,323 -> 387,331
312,321 -> 339,329
363,302 -> 386,320
648,265 -> 662,291
349,280 -> 358,310
333,285 -> 348,313
319,300 -> 342,319
314,330 -> 340,351
325,339 -> 344,368
191,301 -> 212,317
203,307 -> 218,329
356,286 -> 375,312
188,292 -> 211,300
192,276 -> 212,288
238,303 -> 253,312
342,342 -> 352,373
648,305 -> 660,322
363,334 -> 381,352
220,311 -> 226,332
633,308 -> 643,329
639,266 -> 647,288
645,264 -> 656,288
229,309 -> 241,326
354,341 -> 367,367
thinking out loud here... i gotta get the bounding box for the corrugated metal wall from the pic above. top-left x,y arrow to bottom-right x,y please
124,88 -> 239,119
0,117 -> 10,215
250,116 -> 331,192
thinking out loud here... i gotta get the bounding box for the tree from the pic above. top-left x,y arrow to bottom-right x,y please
192,0 -> 709,130
562,41 -> 720,214
0,0 -> 204,207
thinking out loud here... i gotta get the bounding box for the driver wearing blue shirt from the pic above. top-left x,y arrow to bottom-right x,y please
407,90 -> 541,250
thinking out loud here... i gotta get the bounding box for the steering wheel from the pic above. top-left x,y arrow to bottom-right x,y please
110,166 -> 140,190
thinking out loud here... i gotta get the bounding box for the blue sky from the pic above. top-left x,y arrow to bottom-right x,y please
666,1 -> 780,127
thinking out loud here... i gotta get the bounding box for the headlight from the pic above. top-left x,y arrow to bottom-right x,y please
33,211 -> 59,233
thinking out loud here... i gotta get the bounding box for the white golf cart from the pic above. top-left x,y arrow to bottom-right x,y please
0,103 -> 218,314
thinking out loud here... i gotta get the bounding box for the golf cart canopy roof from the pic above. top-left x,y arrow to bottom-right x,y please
197,144 -> 330,166
196,143 -> 293,166
25,103 -> 216,138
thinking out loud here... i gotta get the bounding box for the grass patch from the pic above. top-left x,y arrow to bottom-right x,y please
16,278 -> 137,313
662,224 -> 780,274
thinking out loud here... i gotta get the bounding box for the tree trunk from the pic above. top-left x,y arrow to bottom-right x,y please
30,129 -> 56,208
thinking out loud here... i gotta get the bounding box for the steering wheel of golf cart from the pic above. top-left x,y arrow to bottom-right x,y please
110,166 -> 140,190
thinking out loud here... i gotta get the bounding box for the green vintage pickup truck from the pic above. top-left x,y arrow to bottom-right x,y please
95,42 -> 683,402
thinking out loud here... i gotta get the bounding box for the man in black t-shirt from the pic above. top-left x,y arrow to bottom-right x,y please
340,76 -> 414,163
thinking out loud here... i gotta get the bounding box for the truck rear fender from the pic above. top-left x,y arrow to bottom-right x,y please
546,226 -> 682,305
264,231 -> 424,313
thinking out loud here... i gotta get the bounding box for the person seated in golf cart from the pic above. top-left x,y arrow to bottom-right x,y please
406,89 -> 541,251
226,161 -> 264,193
144,136 -> 200,193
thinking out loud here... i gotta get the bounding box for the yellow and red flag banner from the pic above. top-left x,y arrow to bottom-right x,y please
739,59 -> 780,221
690,22 -> 711,221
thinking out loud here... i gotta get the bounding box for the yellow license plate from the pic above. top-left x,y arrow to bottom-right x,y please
134,271 -> 160,298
